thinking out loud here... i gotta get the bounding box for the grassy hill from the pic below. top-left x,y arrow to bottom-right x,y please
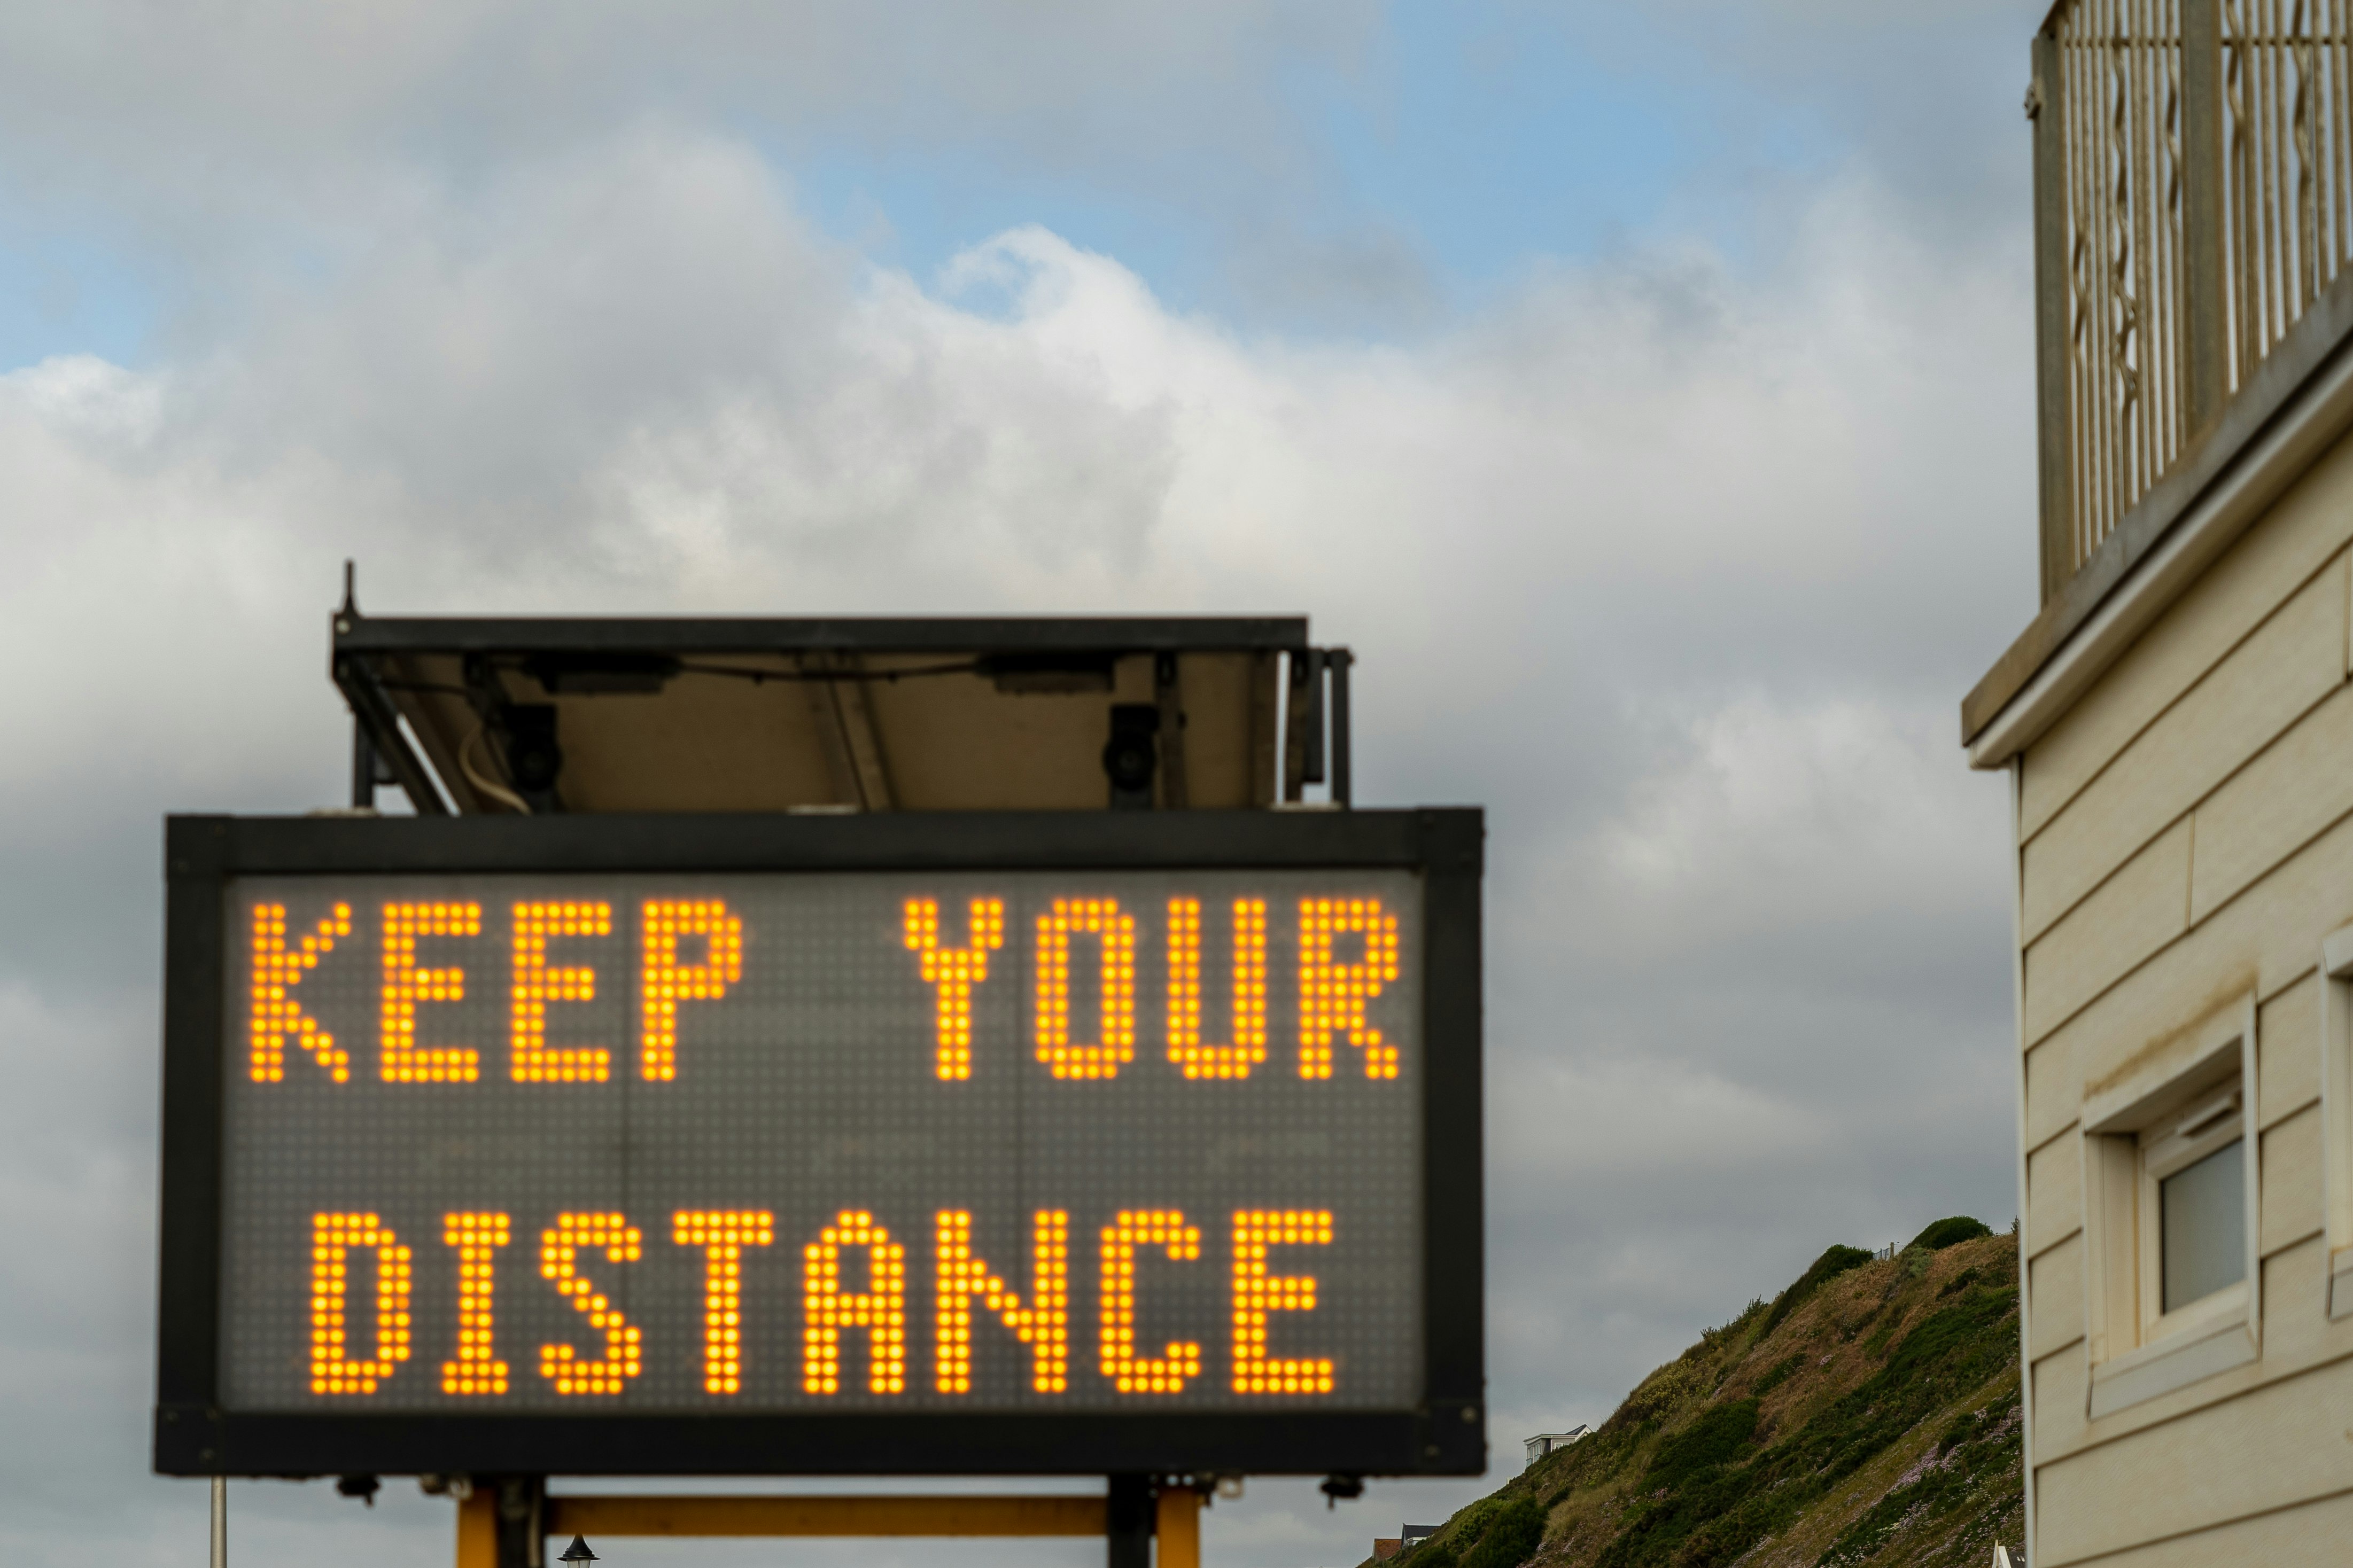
1378,1221 -> 2023,1568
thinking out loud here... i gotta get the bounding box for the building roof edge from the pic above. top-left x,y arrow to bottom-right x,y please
1962,266 -> 2353,767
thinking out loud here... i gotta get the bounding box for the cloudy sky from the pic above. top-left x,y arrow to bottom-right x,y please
0,3 -> 2043,1564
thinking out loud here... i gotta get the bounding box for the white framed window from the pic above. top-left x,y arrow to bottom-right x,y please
2319,924 -> 2353,1317
2079,995 -> 2259,1419
2137,1082 -> 2248,1330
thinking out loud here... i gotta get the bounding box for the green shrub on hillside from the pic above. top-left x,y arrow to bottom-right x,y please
1461,1496 -> 1546,1568
1613,1356 -> 1703,1429
1593,1277 -> 2020,1568
1909,1215 -> 1993,1251
1758,1243 -> 1873,1337
1750,1353 -> 1804,1395
1411,1495 -> 1547,1568
1643,1399 -> 1758,1491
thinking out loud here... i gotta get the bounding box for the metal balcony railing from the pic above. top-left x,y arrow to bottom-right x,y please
2033,0 -> 2353,601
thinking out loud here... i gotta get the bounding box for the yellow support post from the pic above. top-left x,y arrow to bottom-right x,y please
1155,1487 -> 1202,1568
543,1493 -> 1110,1538
454,1488 -> 498,1568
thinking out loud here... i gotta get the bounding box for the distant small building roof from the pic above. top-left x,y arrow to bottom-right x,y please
1524,1425 -> 1592,1465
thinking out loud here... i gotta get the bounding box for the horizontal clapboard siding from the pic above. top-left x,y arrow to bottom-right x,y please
2016,421 -> 2353,1565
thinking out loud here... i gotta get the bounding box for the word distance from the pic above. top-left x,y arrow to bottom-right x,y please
306,1205 -> 1337,1401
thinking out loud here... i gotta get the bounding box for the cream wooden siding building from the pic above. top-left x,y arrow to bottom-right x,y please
1968,9 -> 2353,1563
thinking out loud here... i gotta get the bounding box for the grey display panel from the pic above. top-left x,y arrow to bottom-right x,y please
219,870 -> 1424,1417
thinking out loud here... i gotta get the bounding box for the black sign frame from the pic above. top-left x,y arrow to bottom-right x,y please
153,808 -> 1484,1478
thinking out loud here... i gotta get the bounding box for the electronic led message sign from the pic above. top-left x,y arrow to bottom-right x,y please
154,812 -> 1482,1478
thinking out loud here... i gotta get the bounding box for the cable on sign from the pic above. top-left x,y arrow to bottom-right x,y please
457,724 -> 531,815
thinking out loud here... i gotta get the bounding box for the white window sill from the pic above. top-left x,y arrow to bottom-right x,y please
2088,1289 -> 2257,1418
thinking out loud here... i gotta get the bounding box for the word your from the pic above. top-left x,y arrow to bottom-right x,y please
307,1206 -> 1337,1400
252,894 -> 1402,1086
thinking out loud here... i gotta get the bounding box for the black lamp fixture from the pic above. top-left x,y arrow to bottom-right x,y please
1102,703 -> 1160,809
558,1536 -> 598,1564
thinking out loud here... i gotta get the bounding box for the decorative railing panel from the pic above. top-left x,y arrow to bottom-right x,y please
2054,0 -> 2189,585
2034,0 -> 2353,601
2221,0 -> 2353,377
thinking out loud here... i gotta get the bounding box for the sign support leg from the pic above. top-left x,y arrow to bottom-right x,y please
1105,1475 -> 1153,1568
456,1486 -> 497,1568
210,1476 -> 227,1568
1155,1485 -> 1202,1568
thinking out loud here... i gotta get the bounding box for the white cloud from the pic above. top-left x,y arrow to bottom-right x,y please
1582,695 -> 2001,944
1499,1054 -> 1829,1184
4,353 -> 164,442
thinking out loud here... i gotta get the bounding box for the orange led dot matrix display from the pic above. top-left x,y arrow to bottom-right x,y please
537,1213 -> 644,1395
509,901 -> 613,1083
201,851 -> 1453,1440
902,896 -> 1006,1080
1166,896 -> 1268,1080
1034,898 -> 1139,1080
308,1212 -> 412,1394
379,902 -> 484,1083
1097,1210 -> 1204,1394
1296,896 -> 1403,1080
674,1210 -> 776,1395
934,1209 -> 1070,1394
802,1211 -> 908,1395
1230,1209 -> 1335,1394
439,1212 -> 512,1395
639,899 -> 744,1082
249,902 -> 354,1082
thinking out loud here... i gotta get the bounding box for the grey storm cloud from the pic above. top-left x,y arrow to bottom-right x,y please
0,1 -> 1373,175
0,6 -> 2043,1566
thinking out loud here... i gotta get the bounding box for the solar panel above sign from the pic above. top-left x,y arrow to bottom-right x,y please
331,612 -> 1352,816
153,809 -> 1484,1479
